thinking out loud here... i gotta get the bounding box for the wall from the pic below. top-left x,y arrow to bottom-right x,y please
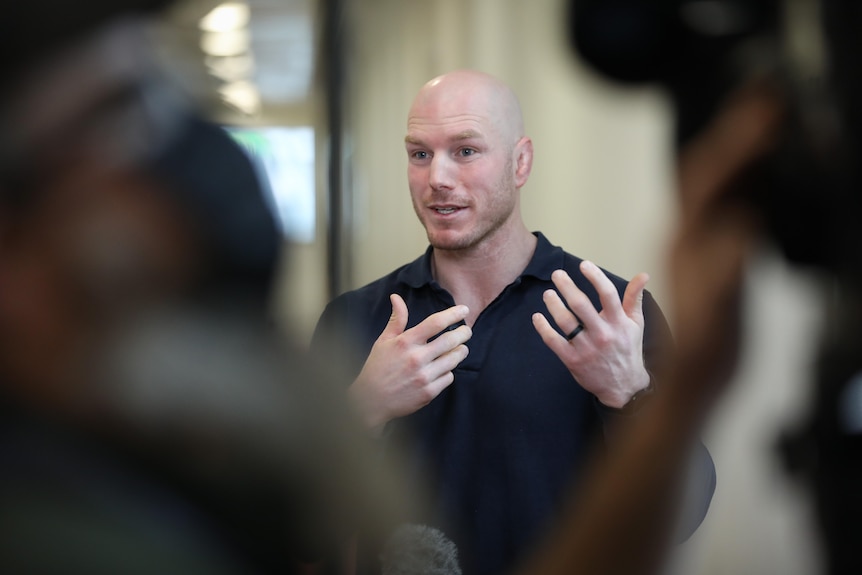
346,0 -> 675,300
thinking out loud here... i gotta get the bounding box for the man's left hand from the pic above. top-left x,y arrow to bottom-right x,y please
531,261 -> 650,409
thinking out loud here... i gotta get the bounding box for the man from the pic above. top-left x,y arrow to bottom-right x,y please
312,69 -> 715,575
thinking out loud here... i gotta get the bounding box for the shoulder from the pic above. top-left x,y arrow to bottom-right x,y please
557,249 -> 630,298
533,233 -> 630,293
553,245 -> 663,316
311,259 -> 421,359
326,261 -> 415,311
314,257 -> 424,343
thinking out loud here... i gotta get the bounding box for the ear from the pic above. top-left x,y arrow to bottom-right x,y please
513,136 -> 533,188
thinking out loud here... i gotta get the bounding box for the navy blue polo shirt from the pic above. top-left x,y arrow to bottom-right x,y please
312,232 -> 710,575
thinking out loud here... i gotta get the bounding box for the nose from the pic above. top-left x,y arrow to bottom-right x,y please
428,155 -> 454,191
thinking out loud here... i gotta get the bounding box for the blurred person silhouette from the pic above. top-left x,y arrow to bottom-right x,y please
513,78 -> 782,575
0,5 -> 413,574
311,69 -> 716,575
500,1 -> 862,574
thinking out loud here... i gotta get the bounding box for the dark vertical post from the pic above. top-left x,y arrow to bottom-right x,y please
322,0 -> 352,300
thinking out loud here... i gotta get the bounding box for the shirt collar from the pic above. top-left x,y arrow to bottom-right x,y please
521,232 -> 566,281
396,231 -> 565,289
398,245 -> 435,289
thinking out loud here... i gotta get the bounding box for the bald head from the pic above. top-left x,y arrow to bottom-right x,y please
404,70 -> 534,253
408,70 -> 525,147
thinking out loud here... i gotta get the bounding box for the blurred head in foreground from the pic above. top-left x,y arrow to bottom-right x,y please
0,12 -> 282,413
0,8 -> 414,574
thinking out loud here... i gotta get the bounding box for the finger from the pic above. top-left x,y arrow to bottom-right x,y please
550,269 -> 601,327
541,288 -> 581,336
422,325 -> 473,364
409,304 -> 470,343
578,261 -> 626,322
424,371 -> 456,402
622,272 -> 649,323
418,344 -> 470,404
532,312 -> 574,359
378,293 -> 409,342
427,343 -> 470,384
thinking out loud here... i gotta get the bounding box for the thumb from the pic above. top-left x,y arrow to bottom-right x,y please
380,293 -> 409,340
622,272 -> 649,323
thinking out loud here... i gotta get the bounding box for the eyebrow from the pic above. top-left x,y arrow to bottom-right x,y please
404,129 -> 483,145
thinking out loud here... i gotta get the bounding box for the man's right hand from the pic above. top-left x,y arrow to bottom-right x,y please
348,294 -> 472,433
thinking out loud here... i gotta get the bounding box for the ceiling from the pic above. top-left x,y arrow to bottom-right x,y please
153,0 -> 318,121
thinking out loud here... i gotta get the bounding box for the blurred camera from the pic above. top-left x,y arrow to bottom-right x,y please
568,0 -> 862,275
568,2 -> 862,573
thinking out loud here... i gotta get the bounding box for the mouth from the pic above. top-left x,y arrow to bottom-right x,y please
430,205 -> 463,216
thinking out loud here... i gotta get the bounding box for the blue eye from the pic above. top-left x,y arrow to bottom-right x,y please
412,150 -> 428,160
459,148 -> 476,157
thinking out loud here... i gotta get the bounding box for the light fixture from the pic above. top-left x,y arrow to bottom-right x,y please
205,53 -> 256,82
199,2 -> 250,33
219,80 -> 261,115
200,28 -> 250,57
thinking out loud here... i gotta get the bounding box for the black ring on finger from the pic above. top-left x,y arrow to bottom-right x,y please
565,322 -> 585,341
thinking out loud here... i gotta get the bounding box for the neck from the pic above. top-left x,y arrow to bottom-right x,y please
431,225 -> 536,326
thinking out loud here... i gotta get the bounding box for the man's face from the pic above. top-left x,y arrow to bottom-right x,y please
405,85 -> 521,253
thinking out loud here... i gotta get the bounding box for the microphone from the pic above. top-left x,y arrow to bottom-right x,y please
380,523 -> 462,575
